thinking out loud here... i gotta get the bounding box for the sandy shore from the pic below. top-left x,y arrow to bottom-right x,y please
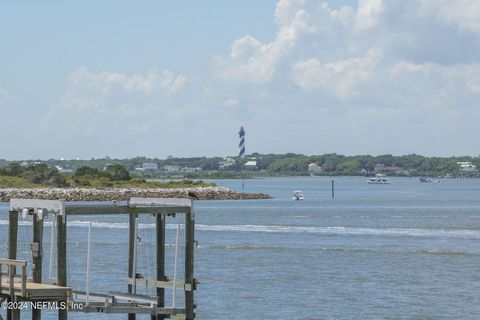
0,186 -> 271,202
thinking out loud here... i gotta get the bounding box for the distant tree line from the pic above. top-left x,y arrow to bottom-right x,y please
2,153 -> 479,178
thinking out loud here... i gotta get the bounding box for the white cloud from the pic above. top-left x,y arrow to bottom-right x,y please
354,0 -> 384,32
418,0 -> 480,34
70,67 -> 186,96
44,68 -> 188,133
292,48 -> 382,99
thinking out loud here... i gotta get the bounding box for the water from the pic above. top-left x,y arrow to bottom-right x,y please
1,176 -> 480,319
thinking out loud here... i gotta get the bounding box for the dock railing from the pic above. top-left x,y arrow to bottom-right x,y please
0,258 -> 27,297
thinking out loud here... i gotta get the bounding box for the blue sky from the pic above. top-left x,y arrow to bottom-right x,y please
1,0 -> 480,159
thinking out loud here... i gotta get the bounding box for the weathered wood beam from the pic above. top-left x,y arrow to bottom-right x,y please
32,212 -> 44,320
128,214 -> 137,320
7,211 -> 18,320
155,213 -> 166,320
57,214 -> 67,320
185,206 -> 195,319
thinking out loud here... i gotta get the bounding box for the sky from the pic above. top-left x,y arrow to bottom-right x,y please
1,0 -> 480,160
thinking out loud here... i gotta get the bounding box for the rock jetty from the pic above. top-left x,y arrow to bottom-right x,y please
0,186 -> 271,202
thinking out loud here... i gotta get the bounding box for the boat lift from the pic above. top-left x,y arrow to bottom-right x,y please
0,198 -> 197,320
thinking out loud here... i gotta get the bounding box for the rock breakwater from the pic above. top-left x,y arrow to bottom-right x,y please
0,187 -> 271,202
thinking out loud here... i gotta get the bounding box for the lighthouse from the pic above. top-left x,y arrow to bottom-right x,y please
238,126 -> 245,158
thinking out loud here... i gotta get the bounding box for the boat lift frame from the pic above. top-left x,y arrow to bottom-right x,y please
1,198 -> 196,320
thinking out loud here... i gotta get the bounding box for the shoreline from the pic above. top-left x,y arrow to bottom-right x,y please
0,187 -> 271,202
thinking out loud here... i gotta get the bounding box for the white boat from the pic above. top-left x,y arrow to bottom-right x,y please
367,174 -> 391,184
292,190 -> 304,200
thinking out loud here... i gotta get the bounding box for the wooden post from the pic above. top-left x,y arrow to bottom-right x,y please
7,211 -> 19,320
32,212 -> 44,320
331,179 -> 335,199
128,214 -> 137,320
185,207 -> 195,319
8,211 -> 18,260
57,213 -> 68,320
154,213 -> 166,320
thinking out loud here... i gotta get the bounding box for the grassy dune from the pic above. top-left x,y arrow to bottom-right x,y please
0,176 -> 212,189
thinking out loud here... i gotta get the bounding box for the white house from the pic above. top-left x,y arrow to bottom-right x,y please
181,167 -> 202,173
244,160 -> 257,170
219,157 -> 236,170
164,165 -> 182,173
307,163 -> 321,174
142,163 -> 159,171
458,162 -> 477,172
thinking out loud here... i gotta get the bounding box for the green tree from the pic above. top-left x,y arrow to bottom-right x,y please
105,164 -> 130,181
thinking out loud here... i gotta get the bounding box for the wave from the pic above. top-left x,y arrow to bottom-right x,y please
414,249 -> 477,256
1,219 -> 479,239
194,224 -> 480,239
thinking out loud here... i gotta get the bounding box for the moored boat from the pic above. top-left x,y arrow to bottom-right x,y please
293,190 -> 304,200
367,174 -> 391,184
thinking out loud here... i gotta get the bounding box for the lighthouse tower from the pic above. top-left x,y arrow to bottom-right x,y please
238,126 -> 246,158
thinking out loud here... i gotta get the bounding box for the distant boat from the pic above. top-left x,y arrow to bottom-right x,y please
367,174 -> 391,184
419,177 -> 439,183
293,191 -> 304,200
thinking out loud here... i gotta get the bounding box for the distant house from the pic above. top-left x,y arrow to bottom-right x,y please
219,157 -> 236,170
374,164 -> 405,175
142,163 -> 159,171
181,167 -> 202,173
244,160 -> 257,170
307,163 -> 321,174
55,165 -> 73,173
164,165 -> 182,173
458,162 -> 477,172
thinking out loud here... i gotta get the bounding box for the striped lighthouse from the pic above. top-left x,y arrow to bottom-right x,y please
238,126 -> 246,158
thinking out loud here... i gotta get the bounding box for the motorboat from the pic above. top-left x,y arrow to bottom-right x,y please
419,177 -> 439,183
293,191 -> 304,200
367,174 -> 391,184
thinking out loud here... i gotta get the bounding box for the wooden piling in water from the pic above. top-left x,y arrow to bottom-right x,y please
32,212 -> 44,320
7,211 -> 19,320
7,211 -> 18,261
128,214 -> 137,320
331,179 -> 335,199
154,213 -> 166,320
57,213 -> 67,320
185,206 -> 195,320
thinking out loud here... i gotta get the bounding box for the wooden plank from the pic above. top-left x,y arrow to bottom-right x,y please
10,199 -> 64,215
126,278 -> 192,291
129,198 -> 192,208
66,206 -> 189,215
0,259 -> 26,268
21,265 -> 26,297
1,280 -> 71,298
72,302 -> 185,315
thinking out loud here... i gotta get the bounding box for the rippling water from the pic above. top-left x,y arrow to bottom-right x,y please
1,176 -> 480,319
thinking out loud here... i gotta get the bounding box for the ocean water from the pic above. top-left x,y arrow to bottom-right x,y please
1,176 -> 480,319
